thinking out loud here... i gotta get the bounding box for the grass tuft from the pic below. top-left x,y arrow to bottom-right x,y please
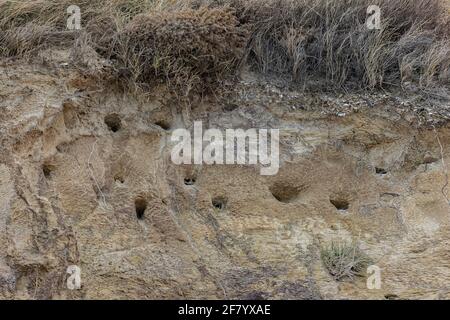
321,241 -> 373,281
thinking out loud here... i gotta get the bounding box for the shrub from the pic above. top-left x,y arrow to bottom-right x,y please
320,241 -> 373,281
109,6 -> 248,95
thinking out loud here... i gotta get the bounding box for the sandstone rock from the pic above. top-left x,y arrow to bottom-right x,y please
0,60 -> 449,299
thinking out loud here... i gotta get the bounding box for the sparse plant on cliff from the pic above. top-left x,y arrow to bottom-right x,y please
320,241 -> 372,281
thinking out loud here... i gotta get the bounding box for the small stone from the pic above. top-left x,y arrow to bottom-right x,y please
423,152 -> 438,164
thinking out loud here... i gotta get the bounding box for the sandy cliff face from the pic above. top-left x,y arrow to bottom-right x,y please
0,58 -> 449,300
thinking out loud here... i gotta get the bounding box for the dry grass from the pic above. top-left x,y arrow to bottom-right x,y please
321,241 -> 373,281
235,0 -> 450,89
0,0 -> 449,94
0,0 -> 187,56
107,6 -> 248,95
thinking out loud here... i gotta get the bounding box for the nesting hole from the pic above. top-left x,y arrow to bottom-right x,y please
104,114 -> 122,132
375,167 -> 387,175
184,177 -> 196,186
154,120 -> 171,131
42,163 -> 55,179
212,197 -> 227,210
114,174 -> 125,184
135,198 -> 147,220
330,198 -> 350,211
270,183 -> 301,203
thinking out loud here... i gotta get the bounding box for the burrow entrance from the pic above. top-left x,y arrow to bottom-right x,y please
104,114 -> 122,132
135,198 -> 147,220
212,196 -> 227,210
154,120 -> 171,131
184,177 -> 196,186
330,197 -> 350,211
270,183 -> 303,203
42,163 -> 55,179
